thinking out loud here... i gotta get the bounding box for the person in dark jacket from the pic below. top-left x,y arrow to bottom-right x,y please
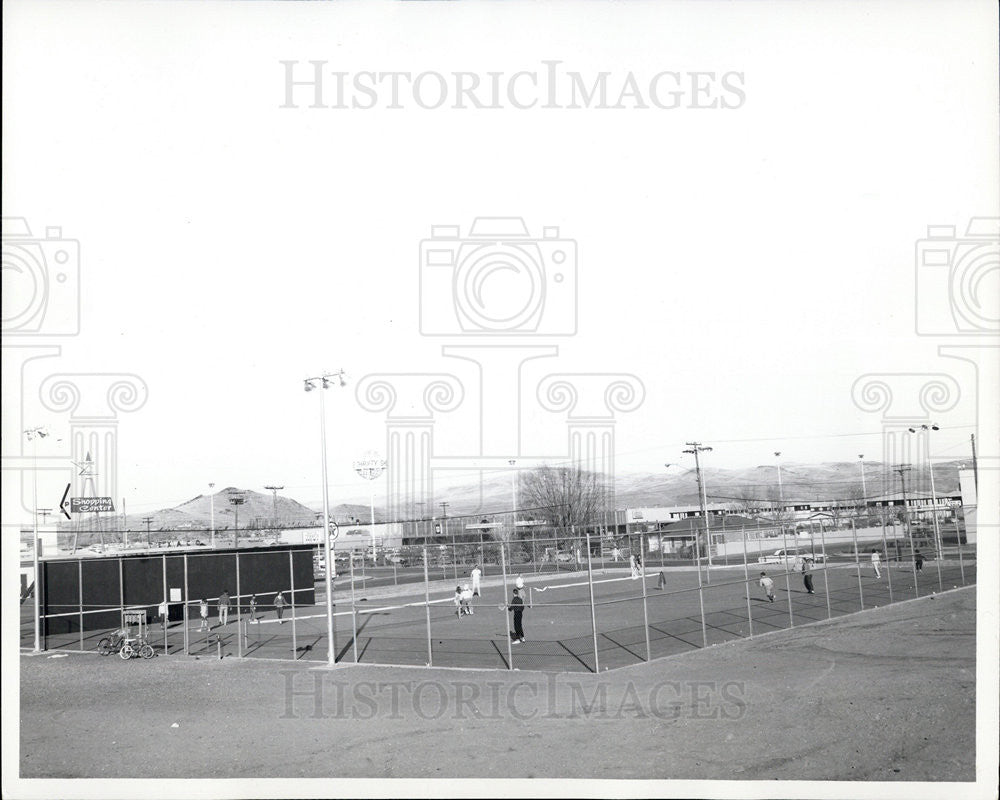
507,589 -> 525,643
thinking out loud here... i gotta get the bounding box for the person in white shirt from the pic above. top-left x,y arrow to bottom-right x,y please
870,549 -> 882,579
759,572 -> 775,603
460,585 -> 474,615
470,565 -> 482,597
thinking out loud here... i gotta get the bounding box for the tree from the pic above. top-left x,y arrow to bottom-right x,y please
732,486 -> 771,518
518,465 -> 608,543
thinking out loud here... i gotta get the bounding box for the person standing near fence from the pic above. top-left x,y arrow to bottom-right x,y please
247,594 -> 258,623
218,590 -> 231,627
802,560 -> 815,594
470,564 -> 482,597
871,548 -> 882,579
759,572 -> 776,602
274,591 -> 287,624
158,599 -> 169,629
630,553 -> 643,579
915,549 -> 924,573
507,588 -> 525,643
198,599 -> 210,631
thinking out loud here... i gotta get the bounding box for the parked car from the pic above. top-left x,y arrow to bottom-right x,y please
758,549 -> 826,565
555,552 -> 574,563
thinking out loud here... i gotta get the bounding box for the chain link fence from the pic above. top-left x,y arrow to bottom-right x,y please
22,520 -> 975,672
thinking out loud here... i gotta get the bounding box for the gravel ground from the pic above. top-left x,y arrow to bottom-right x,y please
17,587 -> 976,785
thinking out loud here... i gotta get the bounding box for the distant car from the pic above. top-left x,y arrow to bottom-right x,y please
758,549 -> 826,565
555,552 -> 574,562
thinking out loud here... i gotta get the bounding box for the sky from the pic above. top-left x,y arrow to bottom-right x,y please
3,1 -> 997,523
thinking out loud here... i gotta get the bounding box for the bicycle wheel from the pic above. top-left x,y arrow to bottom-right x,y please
119,643 -> 135,660
139,643 -> 154,659
97,638 -> 113,656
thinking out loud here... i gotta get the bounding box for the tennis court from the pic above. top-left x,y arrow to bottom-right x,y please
27,550 -> 974,673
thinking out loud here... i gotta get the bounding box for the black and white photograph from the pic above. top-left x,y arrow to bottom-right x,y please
2,1 -> 998,798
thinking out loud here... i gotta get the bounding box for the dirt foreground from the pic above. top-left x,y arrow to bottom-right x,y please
15,587 -> 976,791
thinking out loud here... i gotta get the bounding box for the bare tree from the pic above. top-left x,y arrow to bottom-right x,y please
732,486 -> 771,518
518,465 -> 607,539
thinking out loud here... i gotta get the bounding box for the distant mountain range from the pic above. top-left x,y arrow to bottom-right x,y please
59,461 -> 964,534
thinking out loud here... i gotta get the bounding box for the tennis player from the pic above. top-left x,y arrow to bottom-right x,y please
507,588 -> 525,643
759,572 -> 776,603
470,564 -> 482,596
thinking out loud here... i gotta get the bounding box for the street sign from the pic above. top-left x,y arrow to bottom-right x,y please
59,484 -> 72,519
328,522 -> 340,541
70,497 -> 115,513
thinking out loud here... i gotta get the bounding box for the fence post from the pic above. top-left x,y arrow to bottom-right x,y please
161,554 -> 168,654
850,521 -> 865,610
819,526 -> 832,620
349,554 -> 359,663
932,515 -> 944,595
639,535 -> 651,662
500,542 -> 513,670
583,530 -> 601,673
781,528 -> 794,628
905,516 -> 920,599
289,549 -> 297,659
954,515 -> 966,585
741,528 -> 753,639
183,553 -> 190,655
694,527 -> 709,648
235,550 -> 242,659
879,520 -> 894,604
423,547 -> 433,667
79,559 -> 85,651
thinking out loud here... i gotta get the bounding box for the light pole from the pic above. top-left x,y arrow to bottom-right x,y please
909,424 -> 943,562
305,370 -> 347,667
509,459 -> 517,539
229,494 -> 245,546
858,454 -> 867,522
24,426 -> 49,654
683,443 -> 714,569
264,485 -> 284,532
208,482 -> 216,548
774,451 -> 785,534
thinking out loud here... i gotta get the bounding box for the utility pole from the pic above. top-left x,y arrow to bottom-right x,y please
683,442 -> 714,569
894,465 -> 912,539
970,434 -> 978,492
774,451 -> 785,534
142,516 -> 154,546
264,485 -> 284,530
858,454 -> 867,514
